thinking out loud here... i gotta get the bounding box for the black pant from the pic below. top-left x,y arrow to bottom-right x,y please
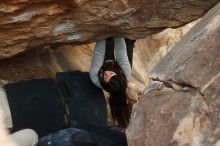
104,37 -> 135,68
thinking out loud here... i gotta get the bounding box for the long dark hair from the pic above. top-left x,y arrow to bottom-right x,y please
99,61 -> 131,128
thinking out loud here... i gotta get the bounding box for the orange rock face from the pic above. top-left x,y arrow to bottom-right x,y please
0,0 -> 219,59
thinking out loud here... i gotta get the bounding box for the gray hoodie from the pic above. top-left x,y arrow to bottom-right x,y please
90,37 -> 131,88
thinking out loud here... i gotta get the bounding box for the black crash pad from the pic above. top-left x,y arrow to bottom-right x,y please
56,71 -> 107,128
38,126 -> 127,146
4,79 -> 65,138
80,125 -> 128,146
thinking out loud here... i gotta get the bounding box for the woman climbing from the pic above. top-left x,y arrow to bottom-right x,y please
90,37 -> 135,127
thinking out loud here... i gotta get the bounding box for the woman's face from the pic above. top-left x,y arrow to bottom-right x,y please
103,70 -> 117,83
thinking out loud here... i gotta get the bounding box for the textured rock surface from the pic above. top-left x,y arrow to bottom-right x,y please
133,20 -> 197,88
0,20 -> 196,92
127,2 -> 220,146
0,0 -> 219,59
127,85 -> 207,146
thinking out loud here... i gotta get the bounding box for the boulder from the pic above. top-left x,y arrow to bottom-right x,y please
127,2 -> 220,146
0,21 -> 196,88
0,0 -> 218,59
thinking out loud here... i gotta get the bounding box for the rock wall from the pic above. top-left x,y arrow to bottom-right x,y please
132,20 -> 197,90
0,1 -> 219,146
127,2 -> 220,146
0,0 -> 218,59
0,20 -> 197,93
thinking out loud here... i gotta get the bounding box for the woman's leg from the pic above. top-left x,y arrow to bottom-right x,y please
124,38 -> 135,68
104,37 -> 135,67
10,129 -> 38,146
0,87 -> 13,128
104,37 -> 115,61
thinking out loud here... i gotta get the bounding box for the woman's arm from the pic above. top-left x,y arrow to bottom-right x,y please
89,40 -> 106,88
114,37 -> 132,80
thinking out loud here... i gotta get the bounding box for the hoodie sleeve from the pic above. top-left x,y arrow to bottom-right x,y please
89,40 -> 106,88
114,37 -> 132,80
